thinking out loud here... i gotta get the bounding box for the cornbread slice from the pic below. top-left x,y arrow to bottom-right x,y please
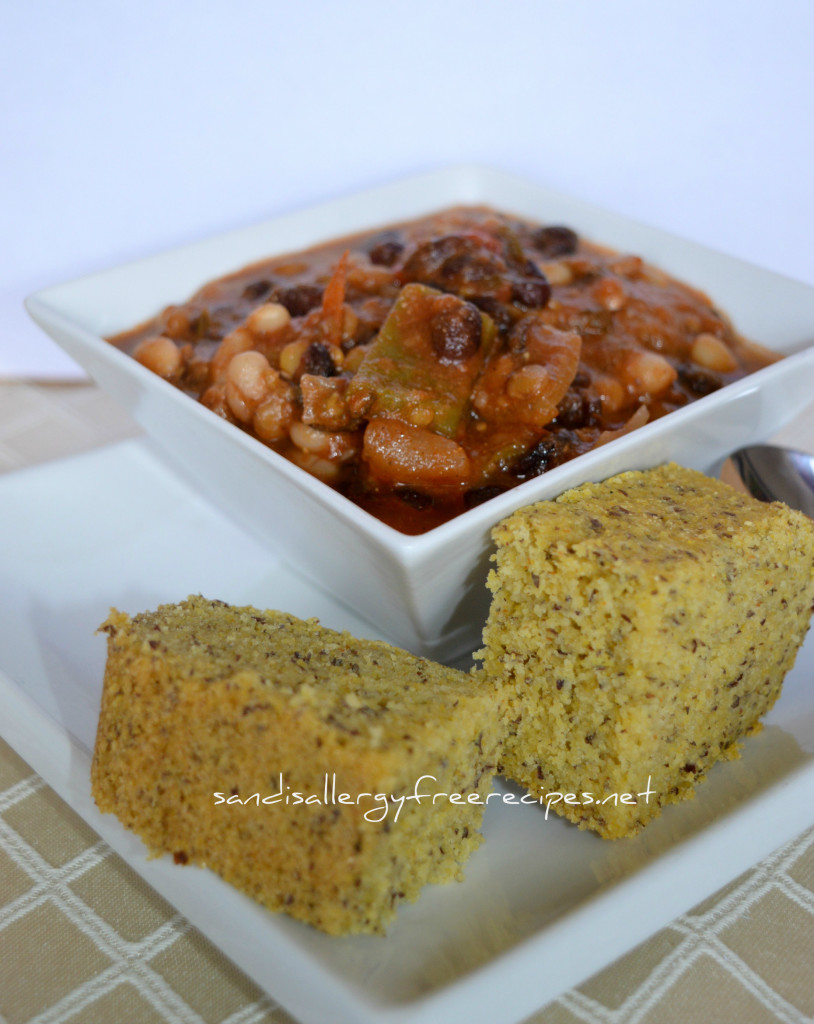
477,463 -> 814,839
91,596 -> 503,934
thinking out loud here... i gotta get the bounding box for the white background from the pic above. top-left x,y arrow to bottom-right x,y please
2,0 -> 813,378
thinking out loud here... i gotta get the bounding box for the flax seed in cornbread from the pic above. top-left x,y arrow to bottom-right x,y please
91,596 -> 503,934
477,463 -> 814,839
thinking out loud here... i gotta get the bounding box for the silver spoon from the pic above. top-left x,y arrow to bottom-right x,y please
727,444 -> 814,518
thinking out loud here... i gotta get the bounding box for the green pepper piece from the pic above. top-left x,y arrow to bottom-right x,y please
346,283 -> 495,439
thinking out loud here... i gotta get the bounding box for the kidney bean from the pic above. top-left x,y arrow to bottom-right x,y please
400,236 -> 466,283
303,341 -> 338,377
471,296 -> 513,336
532,225 -> 579,257
398,488 -> 434,510
464,485 -> 505,509
555,389 -> 602,429
242,279 -> 273,301
677,364 -> 724,396
430,302 -> 482,363
511,437 -> 563,480
511,275 -> 551,309
400,235 -> 505,299
273,284 -> 324,317
368,232 -> 405,267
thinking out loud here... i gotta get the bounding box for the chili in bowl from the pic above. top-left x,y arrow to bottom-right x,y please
25,166 -> 814,659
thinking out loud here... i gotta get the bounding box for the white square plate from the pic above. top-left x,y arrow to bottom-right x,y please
1,438 -> 813,1024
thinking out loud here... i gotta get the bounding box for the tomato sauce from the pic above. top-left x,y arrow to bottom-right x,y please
109,207 -> 776,533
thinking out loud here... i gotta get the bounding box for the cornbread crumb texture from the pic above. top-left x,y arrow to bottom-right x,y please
478,463 -> 814,839
91,596 -> 503,935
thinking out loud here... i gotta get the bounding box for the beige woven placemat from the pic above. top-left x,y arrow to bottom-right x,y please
1,382 -> 814,1024
2,735 -> 813,1024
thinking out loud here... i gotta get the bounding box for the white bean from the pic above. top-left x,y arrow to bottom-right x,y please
621,350 -> 677,397
210,327 -> 254,381
225,351 -> 277,422
289,449 -> 343,484
592,373 -> 626,414
690,333 -> 738,373
246,302 -> 291,337
594,277 -> 627,311
538,260 -> 573,286
279,338 -> 310,379
133,336 -> 183,378
252,382 -> 297,443
289,421 -> 358,462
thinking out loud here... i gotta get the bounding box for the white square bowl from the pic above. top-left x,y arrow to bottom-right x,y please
25,165 -> 814,659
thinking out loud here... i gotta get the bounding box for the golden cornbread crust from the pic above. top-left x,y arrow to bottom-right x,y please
477,463 -> 814,839
91,596 -> 503,934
